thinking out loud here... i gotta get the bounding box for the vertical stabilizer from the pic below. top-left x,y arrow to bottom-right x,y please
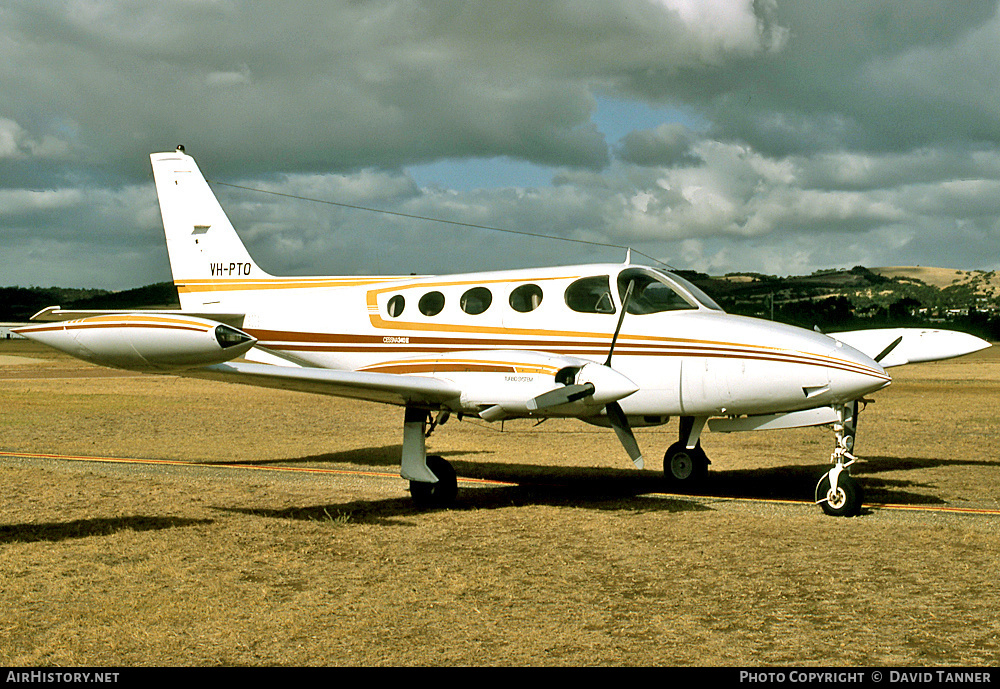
150,147 -> 271,311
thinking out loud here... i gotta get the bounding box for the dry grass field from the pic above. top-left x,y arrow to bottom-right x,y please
1,339 -> 999,666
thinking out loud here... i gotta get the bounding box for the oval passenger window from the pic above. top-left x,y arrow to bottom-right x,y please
386,295 -> 405,317
418,291 -> 445,316
460,287 -> 493,315
509,284 -> 543,313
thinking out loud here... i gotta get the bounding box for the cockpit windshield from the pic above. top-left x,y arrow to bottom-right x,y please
668,271 -> 724,311
616,267 -> 724,314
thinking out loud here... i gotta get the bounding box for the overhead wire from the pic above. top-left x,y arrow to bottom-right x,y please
208,179 -> 676,270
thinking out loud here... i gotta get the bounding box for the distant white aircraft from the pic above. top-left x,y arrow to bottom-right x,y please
16,147 -> 991,516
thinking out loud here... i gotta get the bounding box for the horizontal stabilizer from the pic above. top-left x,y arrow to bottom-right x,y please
30,306 -> 246,329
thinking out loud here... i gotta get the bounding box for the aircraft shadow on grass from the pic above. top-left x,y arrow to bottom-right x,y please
0,516 -> 213,544
217,489 -> 710,527
199,445 -> 493,470
209,442 -> 1000,523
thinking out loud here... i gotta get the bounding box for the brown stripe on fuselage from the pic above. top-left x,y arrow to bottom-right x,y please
245,327 -> 888,380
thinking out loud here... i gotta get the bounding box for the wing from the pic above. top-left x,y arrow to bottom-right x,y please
179,361 -> 462,407
830,327 -> 990,367
708,407 -> 840,433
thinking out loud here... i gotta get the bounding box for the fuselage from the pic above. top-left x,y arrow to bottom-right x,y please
177,262 -> 891,419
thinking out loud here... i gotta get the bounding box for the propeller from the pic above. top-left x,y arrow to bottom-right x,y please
606,399 -> 643,469
526,381 -> 595,411
527,278 -> 644,468
604,278 -> 643,468
874,335 -> 903,363
605,279 -> 634,367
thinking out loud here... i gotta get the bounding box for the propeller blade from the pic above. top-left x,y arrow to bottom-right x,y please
874,335 -> 903,363
605,279 -> 635,367
605,401 -> 643,469
526,382 -> 595,411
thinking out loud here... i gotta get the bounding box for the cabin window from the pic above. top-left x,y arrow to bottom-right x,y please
386,295 -> 405,318
509,283 -> 543,313
617,269 -> 697,314
460,287 -> 492,315
418,291 -> 445,316
565,276 -> 615,314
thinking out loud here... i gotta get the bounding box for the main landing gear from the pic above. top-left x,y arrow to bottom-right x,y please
398,405 -> 866,517
814,402 -> 865,517
410,454 -> 458,507
663,416 -> 710,485
402,407 -> 458,508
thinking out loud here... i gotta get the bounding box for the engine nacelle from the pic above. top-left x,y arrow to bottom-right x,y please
359,350 -> 638,419
14,314 -> 257,372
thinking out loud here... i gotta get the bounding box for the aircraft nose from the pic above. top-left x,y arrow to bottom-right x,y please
828,342 -> 891,401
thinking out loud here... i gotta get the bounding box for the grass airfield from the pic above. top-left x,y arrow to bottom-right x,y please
1,340 -> 999,666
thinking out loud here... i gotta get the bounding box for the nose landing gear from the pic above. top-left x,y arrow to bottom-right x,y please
815,402 -> 865,517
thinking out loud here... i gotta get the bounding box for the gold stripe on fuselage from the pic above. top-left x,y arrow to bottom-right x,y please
175,276 -> 412,293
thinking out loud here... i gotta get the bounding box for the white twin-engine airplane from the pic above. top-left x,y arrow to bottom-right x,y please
17,147 -> 991,516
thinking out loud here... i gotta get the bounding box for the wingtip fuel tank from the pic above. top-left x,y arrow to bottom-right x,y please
14,314 -> 257,372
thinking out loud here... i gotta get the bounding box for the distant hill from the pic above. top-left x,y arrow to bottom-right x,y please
0,282 -> 179,321
871,266 -> 1000,295
678,265 -> 999,340
65,282 -> 181,311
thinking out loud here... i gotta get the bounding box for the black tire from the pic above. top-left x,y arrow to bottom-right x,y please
409,455 -> 458,507
663,441 -> 709,484
816,471 -> 864,517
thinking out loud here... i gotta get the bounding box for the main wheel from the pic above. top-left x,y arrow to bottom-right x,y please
409,455 -> 458,507
815,471 -> 864,517
663,441 -> 709,485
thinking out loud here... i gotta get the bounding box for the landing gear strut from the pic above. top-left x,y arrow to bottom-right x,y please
815,402 -> 864,517
402,407 -> 458,508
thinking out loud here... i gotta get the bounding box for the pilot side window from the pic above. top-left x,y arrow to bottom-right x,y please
565,276 -> 616,314
509,284 -> 543,313
460,287 -> 492,315
418,291 -> 445,316
386,295 -> 405,318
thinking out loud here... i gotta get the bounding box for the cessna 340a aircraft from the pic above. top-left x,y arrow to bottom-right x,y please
16,147 -> 991,516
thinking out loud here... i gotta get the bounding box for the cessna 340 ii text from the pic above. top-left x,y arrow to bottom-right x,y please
16,147 -> 991,516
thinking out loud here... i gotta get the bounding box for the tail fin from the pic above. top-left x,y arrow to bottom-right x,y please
150,147 -> 271,311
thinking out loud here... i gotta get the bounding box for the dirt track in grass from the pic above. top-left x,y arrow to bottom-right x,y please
1,340 -> 999,666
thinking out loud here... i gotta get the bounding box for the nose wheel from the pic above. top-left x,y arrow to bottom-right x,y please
815,468 -> 863,517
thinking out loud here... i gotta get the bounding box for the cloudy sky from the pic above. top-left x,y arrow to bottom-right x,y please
3,0 -> 1000,289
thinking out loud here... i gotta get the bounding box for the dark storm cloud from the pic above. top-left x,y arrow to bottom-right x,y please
2,1 -> 1000,288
